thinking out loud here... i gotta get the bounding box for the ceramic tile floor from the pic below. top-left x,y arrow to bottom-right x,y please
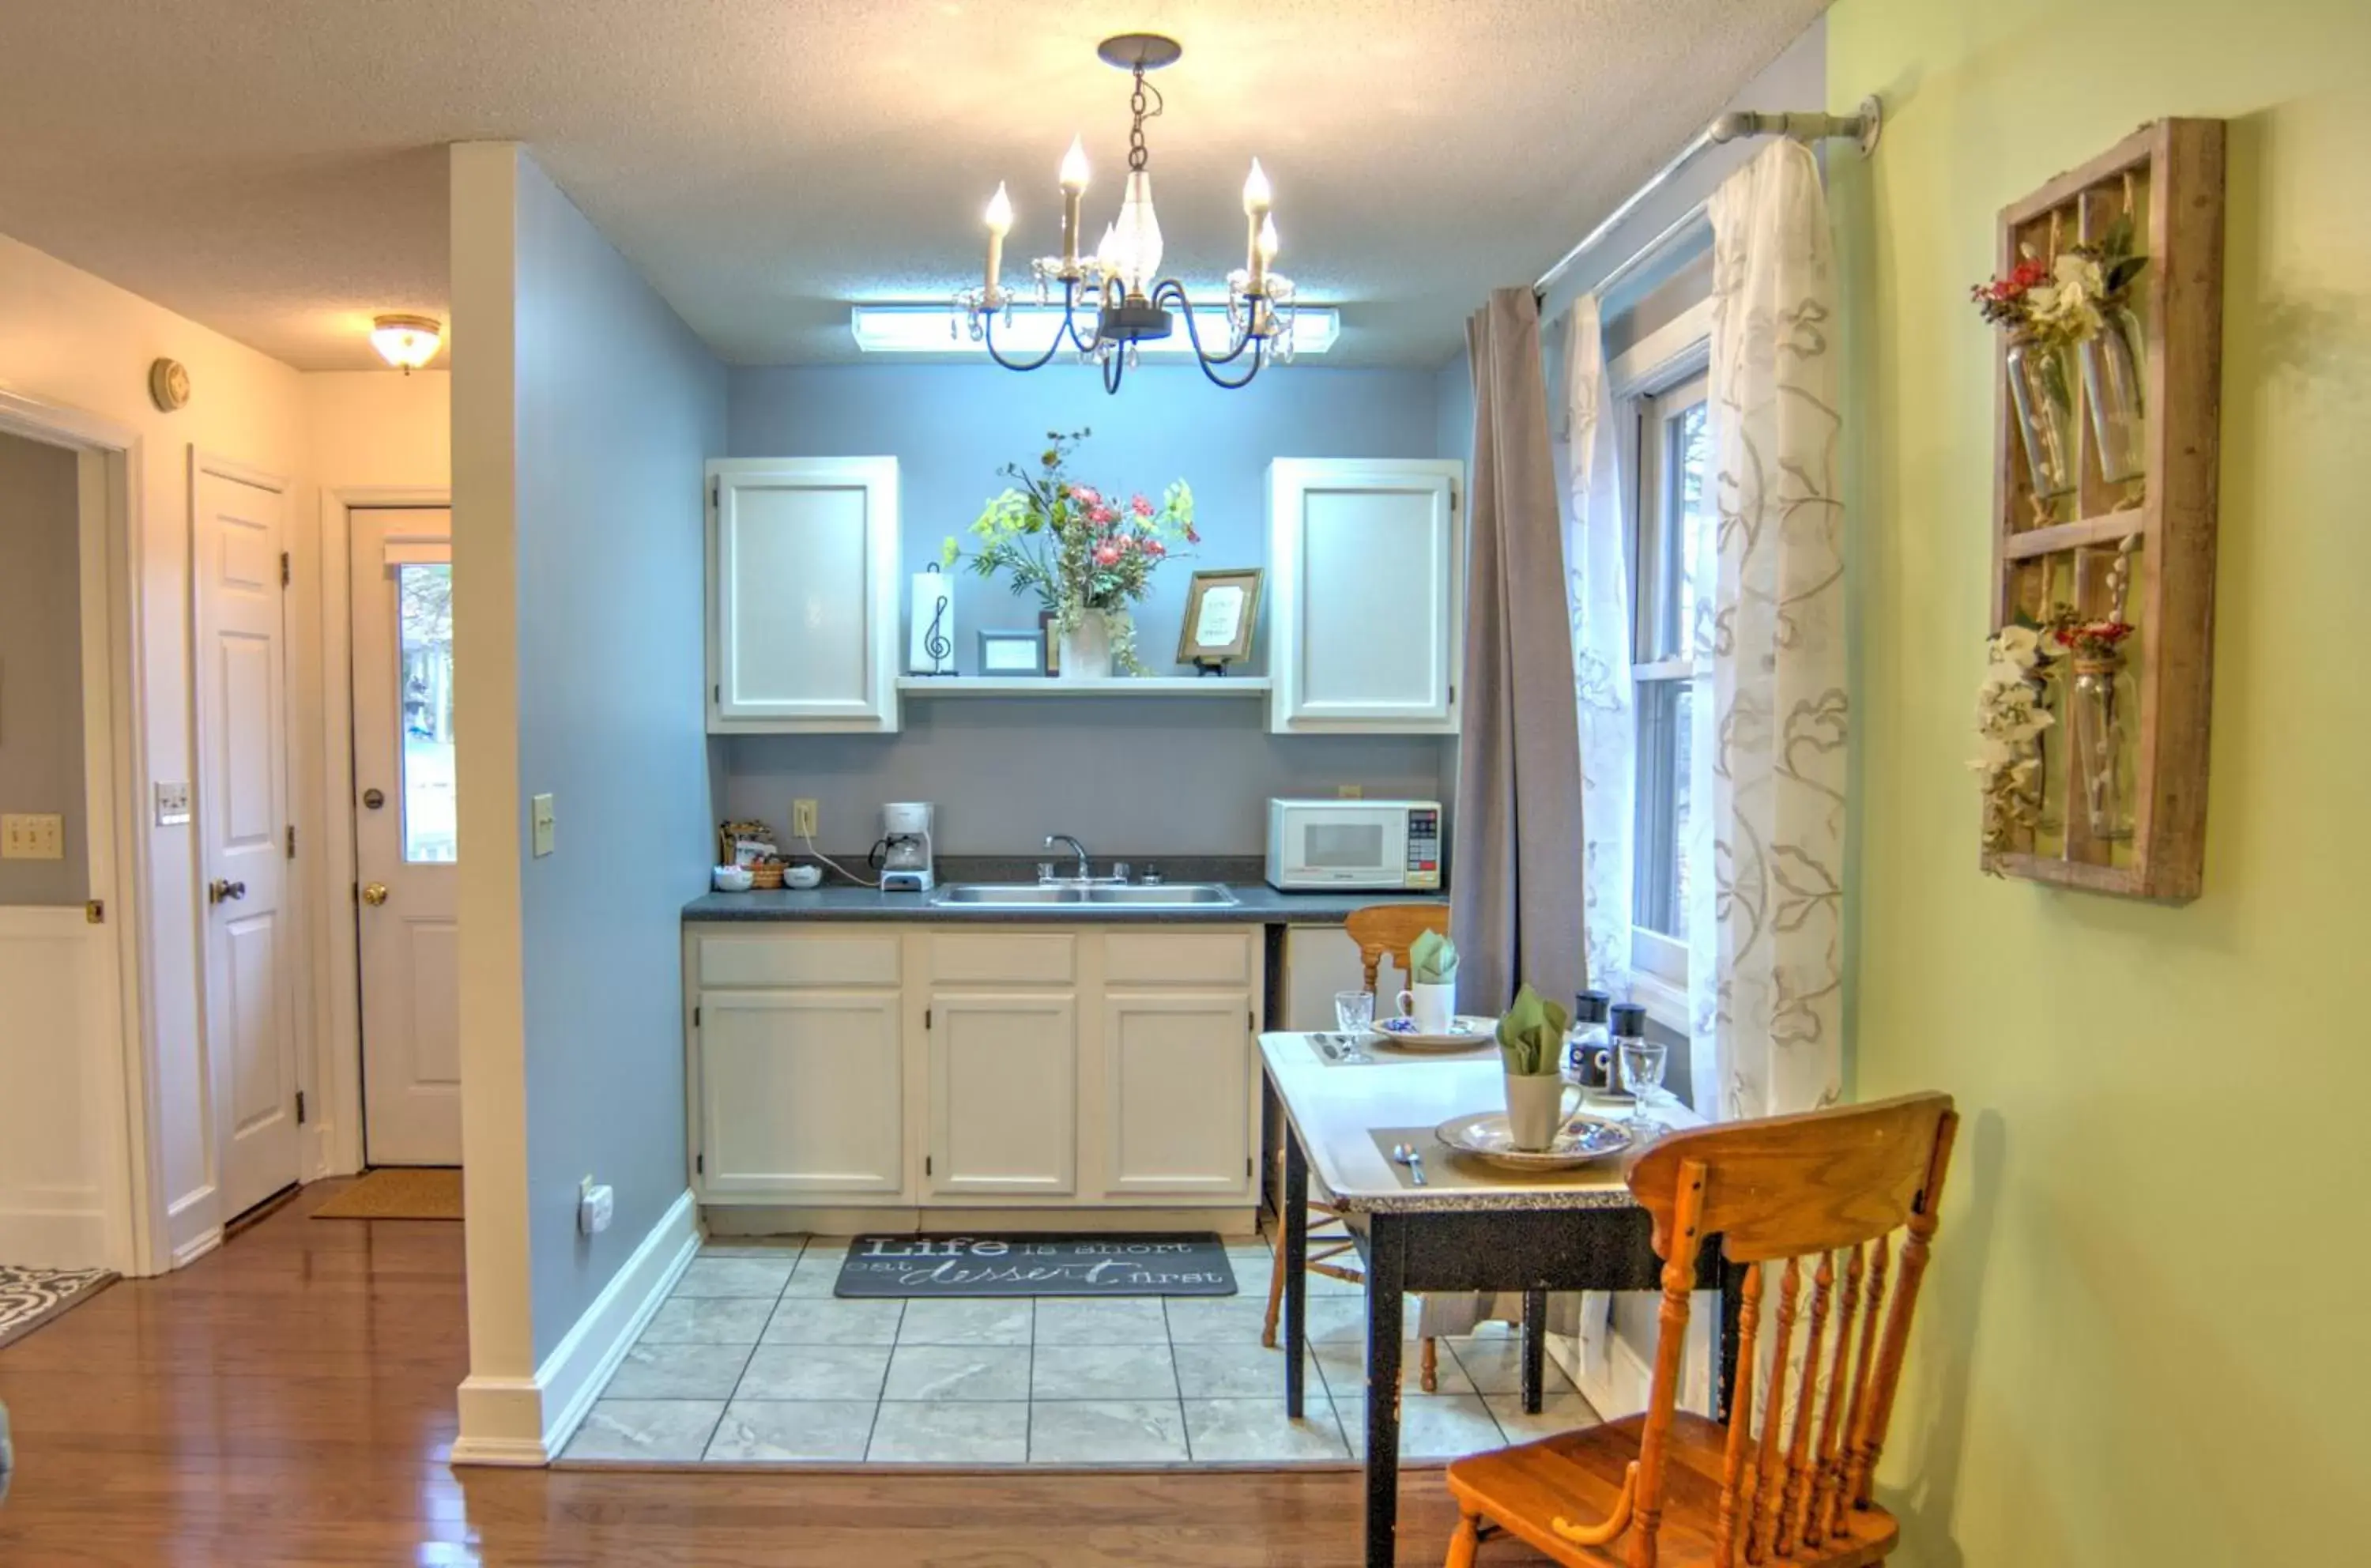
563,1237 -> 1600,1467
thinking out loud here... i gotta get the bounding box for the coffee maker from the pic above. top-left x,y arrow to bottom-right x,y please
872,801 -> 937,892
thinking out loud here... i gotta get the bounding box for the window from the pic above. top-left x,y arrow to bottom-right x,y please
1608,298 -> 1714,1012
397,562 -> 456,863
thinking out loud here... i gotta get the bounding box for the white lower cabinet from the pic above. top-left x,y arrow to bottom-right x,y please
688,922 -> 1261,1214
696,988 -> 906,1197
1099,991 -> 1259,1198
928,991 -> 1077,1197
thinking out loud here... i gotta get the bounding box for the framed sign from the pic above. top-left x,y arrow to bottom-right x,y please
979,628 -> 1043,675
1176,568 -> 1262,672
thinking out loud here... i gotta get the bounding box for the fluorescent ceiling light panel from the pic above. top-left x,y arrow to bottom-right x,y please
850,303 -> 1340,357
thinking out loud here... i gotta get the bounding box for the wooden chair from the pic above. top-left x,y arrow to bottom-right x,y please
1441,1092 -> 1959,1568
1263,903 -> 1451,1390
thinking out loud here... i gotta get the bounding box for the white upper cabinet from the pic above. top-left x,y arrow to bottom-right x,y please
1268,458 -> 1464,733
707,457 -> 900,732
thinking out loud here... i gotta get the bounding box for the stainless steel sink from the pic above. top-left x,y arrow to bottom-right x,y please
933,882 -> 1239,908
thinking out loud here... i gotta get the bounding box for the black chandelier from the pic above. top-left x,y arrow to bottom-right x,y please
952,33 -> 1298,394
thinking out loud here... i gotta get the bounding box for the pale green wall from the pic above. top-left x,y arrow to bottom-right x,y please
1827,1 -> 2368,1562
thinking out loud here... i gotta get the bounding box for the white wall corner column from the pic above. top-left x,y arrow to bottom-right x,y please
447,138 -> 542,1462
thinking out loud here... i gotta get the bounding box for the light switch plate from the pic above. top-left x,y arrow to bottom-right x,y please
1336,784 -> 1364,799
155,782 -> 192,827
530,793 -> 556,858
1,813 -> 65,859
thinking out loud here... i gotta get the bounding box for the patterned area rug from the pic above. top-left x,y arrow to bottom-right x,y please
0,1265 -> 116,1350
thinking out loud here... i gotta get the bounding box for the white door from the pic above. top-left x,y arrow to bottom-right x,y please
1268,458 -> 1463,733
1100,992 -> 1257,1197
928,992 -> 1076,1197
697,989 -> 906,1197
351,507 -> 461,1165
193,459 -> 300,1219
708,458 -> 900,733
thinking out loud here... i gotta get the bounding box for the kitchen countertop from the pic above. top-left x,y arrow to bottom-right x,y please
682,883 -> 1446,925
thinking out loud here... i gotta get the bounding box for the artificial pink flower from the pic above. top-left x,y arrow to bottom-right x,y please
1094,542 -> 1123,567
1131,493 -> 1154,517
1185,525 -> 1201,545
1089,504 -> 1118,527
1071,485 -> 1103,508
1140,538 -> 1165,559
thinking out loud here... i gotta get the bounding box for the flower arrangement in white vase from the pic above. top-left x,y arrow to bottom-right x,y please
942,428 -> 1195,678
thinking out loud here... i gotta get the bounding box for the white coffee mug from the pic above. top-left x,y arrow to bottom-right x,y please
1503,1072 -> 1585,1152
1395,981 -> 1456,1035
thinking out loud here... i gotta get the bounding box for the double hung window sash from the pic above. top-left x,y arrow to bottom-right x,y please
1629,371 -> 1708,987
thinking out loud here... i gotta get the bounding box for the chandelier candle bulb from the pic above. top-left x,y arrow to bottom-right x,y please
1242,159 -> 1273,292
983,183 -> 1013,300
1058,134 -> 1089,269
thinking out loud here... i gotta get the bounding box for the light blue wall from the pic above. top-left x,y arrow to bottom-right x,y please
512,156 -> 726,1361
724,363 -> 1460,857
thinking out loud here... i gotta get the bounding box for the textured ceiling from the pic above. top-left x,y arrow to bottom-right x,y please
0,2 -> 1828,370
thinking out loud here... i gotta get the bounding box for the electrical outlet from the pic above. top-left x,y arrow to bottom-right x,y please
791,798 -> 819,839
1,813 -> 64,859
1336,783 -> 1365,799
530,793 -> 556,858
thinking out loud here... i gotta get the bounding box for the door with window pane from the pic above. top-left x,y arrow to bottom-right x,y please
1631,374 -> 1709,990
352,507 -> 461,1165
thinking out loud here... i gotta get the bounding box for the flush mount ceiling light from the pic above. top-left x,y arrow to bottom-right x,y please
370,313 -> 443,372
951,32 -> 1302,394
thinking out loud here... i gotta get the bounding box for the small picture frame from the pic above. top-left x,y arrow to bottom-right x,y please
1176,568 -> 1263,672
979,628 -> 1044,676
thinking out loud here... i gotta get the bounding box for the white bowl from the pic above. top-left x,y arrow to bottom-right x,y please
711,865 -> 754,892
784,864 -> 824,890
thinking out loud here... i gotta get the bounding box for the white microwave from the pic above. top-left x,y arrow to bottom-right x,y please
1265,798 -> 1443,891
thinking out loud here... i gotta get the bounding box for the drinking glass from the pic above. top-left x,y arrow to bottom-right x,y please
1618,1040 -> 1669,1136
1334,989 -> 1375,1036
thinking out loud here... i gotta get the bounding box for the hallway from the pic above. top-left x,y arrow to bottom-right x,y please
0,1182 -> 1507,1566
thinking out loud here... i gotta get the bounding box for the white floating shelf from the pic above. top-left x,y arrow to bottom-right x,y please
896,676 -> 1272,698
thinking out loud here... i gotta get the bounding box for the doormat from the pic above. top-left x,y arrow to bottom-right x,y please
0,1265 -> 116,1350
311,1167 -> 463,1221
835,1234 -> 1237,1298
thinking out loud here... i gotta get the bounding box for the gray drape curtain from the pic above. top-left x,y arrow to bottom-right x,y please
1450,286 -> 1587,1015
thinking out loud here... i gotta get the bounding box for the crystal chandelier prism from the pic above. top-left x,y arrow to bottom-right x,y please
952,32 -> 1299,394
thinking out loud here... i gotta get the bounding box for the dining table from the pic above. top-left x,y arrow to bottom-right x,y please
1259,1029 -> 1742,1568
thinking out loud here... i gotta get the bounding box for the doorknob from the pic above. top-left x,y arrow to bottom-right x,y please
207,879 -> 247,904
361,882 -> 390,906
362,788 -> 386,809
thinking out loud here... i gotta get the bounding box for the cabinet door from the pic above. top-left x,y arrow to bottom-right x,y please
1100,991 -> 1257,1198
698,989 -> 906,1197
1268,458 -> 1463,733
709,457 -> 900,732
929,992 -> 1076,1197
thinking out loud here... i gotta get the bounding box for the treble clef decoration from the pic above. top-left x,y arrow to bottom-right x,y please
922,563 -> 953,672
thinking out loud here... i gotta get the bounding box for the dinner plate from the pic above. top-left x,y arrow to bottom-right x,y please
1432,1109 -> 1634,1171
1366,1014 -> 1498,1052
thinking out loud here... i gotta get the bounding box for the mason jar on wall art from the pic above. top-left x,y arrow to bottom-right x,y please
2004,337 -> 2079,499
2081,304 -> 2148,487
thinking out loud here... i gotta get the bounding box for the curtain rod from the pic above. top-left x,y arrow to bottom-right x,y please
1533,95 -> 1882,300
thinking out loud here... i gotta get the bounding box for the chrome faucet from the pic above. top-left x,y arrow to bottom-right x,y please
1045,833 -> 1091,882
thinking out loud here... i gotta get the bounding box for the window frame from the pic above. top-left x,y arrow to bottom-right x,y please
1605,298 -> 1717,1033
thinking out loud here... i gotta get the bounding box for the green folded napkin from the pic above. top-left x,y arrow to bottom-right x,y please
1496,984 -> 1570,1077
1412,929 -> 1459,986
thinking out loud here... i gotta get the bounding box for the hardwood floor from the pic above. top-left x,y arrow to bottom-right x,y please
0,1181 -> 1538,1565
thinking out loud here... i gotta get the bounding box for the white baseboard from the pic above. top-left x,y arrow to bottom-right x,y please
0,1197 -> 109,1269
170,1224 -> 222,1269
703,1203 -> 1261,1238
449,1188 -> 699,1467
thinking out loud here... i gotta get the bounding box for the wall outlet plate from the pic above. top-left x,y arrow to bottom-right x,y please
530,793 -> 556,858
155,782 -> 192,827
1336,784 -> 1365,799
1,813 -> 65,859
791,798 -> 819,839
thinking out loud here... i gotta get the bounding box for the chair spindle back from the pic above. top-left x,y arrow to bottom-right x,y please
1613,1093 -> 1958,1568
1342,904 -> 1450,997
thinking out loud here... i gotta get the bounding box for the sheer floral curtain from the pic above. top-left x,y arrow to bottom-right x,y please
1563,295 -> 1634,998
1687,140 -> 1849,1121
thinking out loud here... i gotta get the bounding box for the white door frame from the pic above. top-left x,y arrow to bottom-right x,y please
0,383 -> 164,1277
317,485 -> 450,1178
